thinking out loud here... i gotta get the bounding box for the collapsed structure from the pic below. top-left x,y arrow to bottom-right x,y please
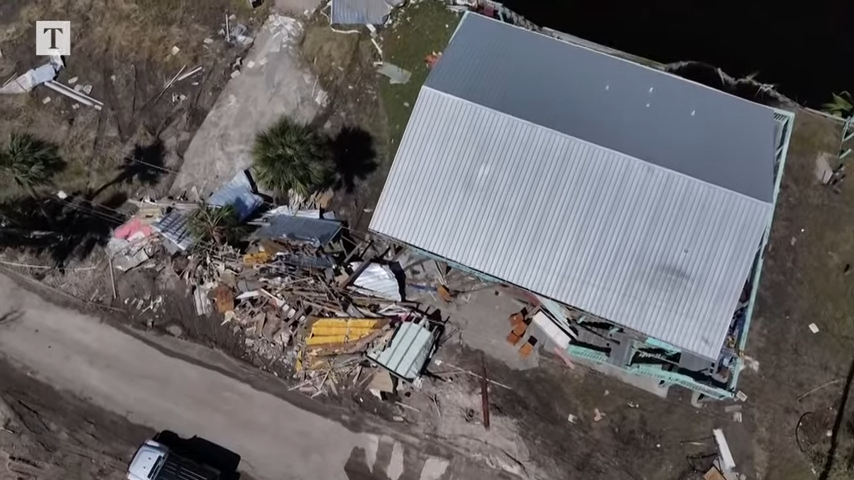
370,13 -> 794,399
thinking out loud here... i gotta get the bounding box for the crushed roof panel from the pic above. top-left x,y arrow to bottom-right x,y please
253,215 -> 342,247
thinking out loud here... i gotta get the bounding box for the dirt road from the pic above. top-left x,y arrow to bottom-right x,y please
0,273 -> 506,480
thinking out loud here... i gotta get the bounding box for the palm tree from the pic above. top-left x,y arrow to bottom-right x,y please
252,117 -> 333,199
0,133 -> 66,197
188,204 -> 246,246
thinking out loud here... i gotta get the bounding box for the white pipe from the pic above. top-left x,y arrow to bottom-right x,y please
175,66 -> 202,82
45,80 -> 104,105
47,81 -> 104,107
44,81 -> 103,110
48,80 -> 104,105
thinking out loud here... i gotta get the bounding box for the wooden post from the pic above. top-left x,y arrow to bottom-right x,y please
481,354 -> 490,430
108,257 -> 118,300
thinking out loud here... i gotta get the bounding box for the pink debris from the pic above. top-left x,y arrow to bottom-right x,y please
114,217 -> 152,240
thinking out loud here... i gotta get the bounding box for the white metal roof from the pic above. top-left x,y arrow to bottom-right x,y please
330,0 -> 392,25
370,15 -> 777,359
426,14 -> 777,202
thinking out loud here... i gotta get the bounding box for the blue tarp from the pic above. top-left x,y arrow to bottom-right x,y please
207,171 -> 263,221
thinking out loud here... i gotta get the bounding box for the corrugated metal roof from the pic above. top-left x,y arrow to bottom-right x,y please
367,320 -> 436,381
350,262 -> 402,301
253,215 -> 341,247
330,0 -> 392,25
427,14 -> 776,202
370,85 -> 773,359
152,209 -> 194,251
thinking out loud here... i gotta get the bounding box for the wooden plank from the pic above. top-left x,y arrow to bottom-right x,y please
342,241 -> 369,266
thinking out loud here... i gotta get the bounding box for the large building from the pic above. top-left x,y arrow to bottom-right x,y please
370,13 -> 794,399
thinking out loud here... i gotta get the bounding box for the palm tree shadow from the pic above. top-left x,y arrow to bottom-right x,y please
49,191 -> 128,266
330,127 -> 377,193
0,191 -> 127,267
90,138 -> 166,199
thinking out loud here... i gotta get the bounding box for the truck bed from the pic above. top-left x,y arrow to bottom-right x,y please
157,455 -> 220,480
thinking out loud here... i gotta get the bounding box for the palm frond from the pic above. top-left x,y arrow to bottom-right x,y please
0,133 -> 66,191
252,117 -> 333,198
188,204 -> 246,246
822,92 -> 854,117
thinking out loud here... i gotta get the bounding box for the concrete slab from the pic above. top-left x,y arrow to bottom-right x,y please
172,15 -> 327,195
425,288 -> 540,371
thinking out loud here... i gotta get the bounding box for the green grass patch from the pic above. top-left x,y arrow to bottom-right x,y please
379,2 -> 461,158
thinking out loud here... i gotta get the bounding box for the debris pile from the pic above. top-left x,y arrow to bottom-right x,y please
201,231 -> 441,398
107,172 -> 445,400
0,55 -> 63,94
106,199 -> 180,272
704,429 -> 747,480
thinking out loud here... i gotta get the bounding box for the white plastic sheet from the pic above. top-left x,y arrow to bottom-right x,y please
0,63 -> 57,94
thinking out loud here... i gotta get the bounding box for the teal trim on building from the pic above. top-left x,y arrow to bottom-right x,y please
373,109 -> 795,401
731,108 -> 795,388
643,337 -> 681,354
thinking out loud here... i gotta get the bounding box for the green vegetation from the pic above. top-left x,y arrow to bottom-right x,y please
252,117 -> 333,199
188,203 -> 246,246
379,2 -> 461,157
822,92 -> 853,118
0,133 -> 65,197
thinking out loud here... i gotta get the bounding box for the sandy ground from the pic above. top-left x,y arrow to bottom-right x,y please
740,109 -> 854,480
171,14 -> 327,195
0,356 -> 153,480
0,0 -> 261,198
0,272 -> 516,480
4,1 -> 849,478
276,0 -> 323,15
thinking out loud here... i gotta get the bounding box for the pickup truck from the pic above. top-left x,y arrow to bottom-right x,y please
127,438 -> 221,480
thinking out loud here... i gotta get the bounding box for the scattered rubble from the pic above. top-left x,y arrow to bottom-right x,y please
103,170 -> 464,402
0,60 -> 59,94
0,54 -> 104,109
707,429 -> 748,479
45,80 -> 104,110
376,62 -> 411,84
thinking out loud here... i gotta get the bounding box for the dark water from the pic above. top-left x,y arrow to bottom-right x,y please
500,0 -> 854,107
